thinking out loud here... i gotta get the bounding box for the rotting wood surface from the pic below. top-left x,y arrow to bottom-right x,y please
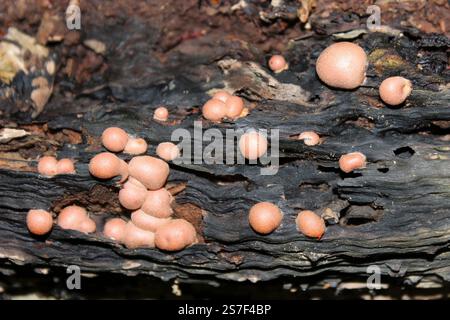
0,1 -> 449,291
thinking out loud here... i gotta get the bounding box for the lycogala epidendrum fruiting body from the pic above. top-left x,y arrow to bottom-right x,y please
56,206 -> 96,235
379,76 -> 412,106
56,158 -> 76,174
296,210 -> 326,239
339,152 -> 367,173
248,202 -> 283,234
202,98 -> 227,122
212,90 -> 231,103
154,107 -> 169,122
37,156 -> 58,176
268,55 -> 288,73
124,138 -> 148,155
27,209 -> 53,235
156,142 -> 180,161
225,96 -> 244,120
239,131 -> 268,160
154,219 -> 197,251
298,131 -> 321,146
141,188 -> 173,218
128,156 -> 170,190
101,127 -> 128,152
123,221 -> 155,249
89,152 -> 122,179
316,42 -> 367,89
131,209 -> 171,232
118,182 -> 147,210
103,218 -> 127,242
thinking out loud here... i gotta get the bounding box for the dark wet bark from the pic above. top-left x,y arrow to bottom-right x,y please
0,0 -> 449,293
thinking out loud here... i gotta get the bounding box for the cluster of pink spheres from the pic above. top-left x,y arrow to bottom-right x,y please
90,126 -> 196,251
26,205 -> 95,236
247,202 -> 326,239
38,156 -> 76,176
28,41 -> 413,244
246,42 -> 412,239
314,42 -> 412,104
202,91 -> 245,122
28,121 -> 196,252
153,106 -> 169,122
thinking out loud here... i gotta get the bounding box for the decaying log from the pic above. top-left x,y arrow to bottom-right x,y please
0,0 -> 449,295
